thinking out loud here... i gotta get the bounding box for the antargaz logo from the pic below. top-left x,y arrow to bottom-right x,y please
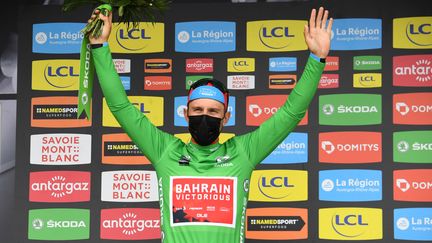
319,74 -> 339,89
319,94 -> 382,125
29,171 -> 90,202
319,208 -> 382,240
247,20 -> 307,52
186,58 -> 213,73
100,208 -> 160,240
394,131 -> 432,163
32,60 -> 79,91
246,208 -> 307,240
108,22 -> 164,53
28,208 -> 89,240
249,170 -> 307,202
393,55 -> 432,87
393,17 -> 432,49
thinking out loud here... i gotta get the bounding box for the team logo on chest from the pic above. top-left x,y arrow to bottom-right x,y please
170,176 -> 237,228
215,155 -> 233,167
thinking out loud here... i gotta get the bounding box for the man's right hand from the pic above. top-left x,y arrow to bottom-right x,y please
88,8 -> 112,44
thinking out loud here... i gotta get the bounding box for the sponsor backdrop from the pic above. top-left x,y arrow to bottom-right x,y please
16,0 -> 432,242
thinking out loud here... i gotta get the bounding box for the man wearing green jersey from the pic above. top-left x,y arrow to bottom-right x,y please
89,6 -> 332,243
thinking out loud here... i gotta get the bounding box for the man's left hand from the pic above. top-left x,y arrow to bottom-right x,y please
304,7 -> 333,59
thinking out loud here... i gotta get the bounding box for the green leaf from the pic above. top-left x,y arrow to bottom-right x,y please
118,5 -> 124,16
63,0 -> 171,26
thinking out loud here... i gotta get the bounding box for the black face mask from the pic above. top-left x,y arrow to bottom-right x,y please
188,115 -> 223,146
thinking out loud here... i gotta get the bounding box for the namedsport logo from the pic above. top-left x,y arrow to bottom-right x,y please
31,96 -> 91,128
246,208 -> 307,240
102,133 -> 150,165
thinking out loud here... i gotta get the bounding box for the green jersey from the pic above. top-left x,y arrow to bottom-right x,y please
93,46 -> 324,243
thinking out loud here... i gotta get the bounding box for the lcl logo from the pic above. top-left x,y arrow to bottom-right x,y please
334,215 -> 368,226
261,27 -> 295,38
260,176 -> 294,188
408,23 -> 431,35
45,66 -> 78,77
131,103 -> 150,114
118,29 -> 151,40
234,61 -> 249,66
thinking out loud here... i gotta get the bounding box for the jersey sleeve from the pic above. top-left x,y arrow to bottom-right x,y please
92,45 -> 176,165
233,56 -> 325,167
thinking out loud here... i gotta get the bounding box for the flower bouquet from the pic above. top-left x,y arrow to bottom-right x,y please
61,0 -> 170,120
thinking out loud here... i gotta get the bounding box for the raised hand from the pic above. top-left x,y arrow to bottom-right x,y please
88,8 -> 113,44
304,7 -> 333,58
